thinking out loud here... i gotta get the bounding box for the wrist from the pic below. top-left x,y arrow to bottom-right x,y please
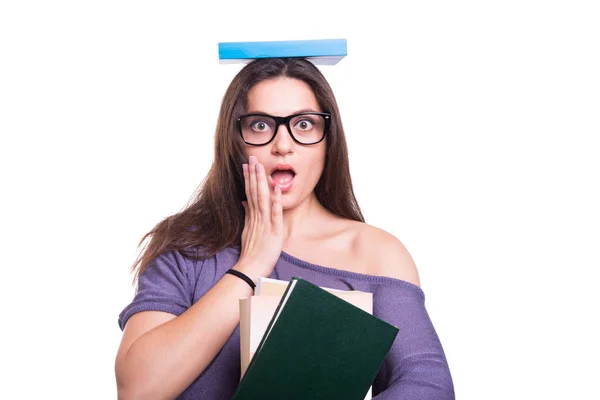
232,262 -> 262,283
226,268 -> 256,291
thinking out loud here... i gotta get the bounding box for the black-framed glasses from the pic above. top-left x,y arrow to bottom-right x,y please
237,112 -> 331,146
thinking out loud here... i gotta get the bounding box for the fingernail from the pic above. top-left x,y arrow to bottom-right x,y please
242,164 -> 248,173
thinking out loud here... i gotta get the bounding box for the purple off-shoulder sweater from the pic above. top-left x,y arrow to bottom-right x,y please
118,246 -> 454,399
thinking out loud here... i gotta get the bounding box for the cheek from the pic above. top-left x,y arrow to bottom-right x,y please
306,149 -> 326,182
316,146 -> 327,171
244,147 -> 266,161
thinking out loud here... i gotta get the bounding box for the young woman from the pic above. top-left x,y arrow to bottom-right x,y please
115,58 -> 454,399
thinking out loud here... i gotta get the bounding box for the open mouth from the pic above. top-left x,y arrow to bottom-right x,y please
270,165 -> 296,191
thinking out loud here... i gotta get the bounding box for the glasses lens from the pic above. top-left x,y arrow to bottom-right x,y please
240,115 -> 276,145
290,113 -> 326,144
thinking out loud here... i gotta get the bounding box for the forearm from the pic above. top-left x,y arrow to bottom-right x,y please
117,269 -> 253,400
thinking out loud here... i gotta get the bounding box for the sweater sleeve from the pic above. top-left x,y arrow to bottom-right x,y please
371,281 -> 455,399
118,250 -> 199,331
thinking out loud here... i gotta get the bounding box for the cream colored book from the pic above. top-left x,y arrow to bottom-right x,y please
255,277 -> 372,303
239,277 -> 374,399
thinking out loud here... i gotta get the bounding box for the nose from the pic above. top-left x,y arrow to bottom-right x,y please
271,123 -> 294,155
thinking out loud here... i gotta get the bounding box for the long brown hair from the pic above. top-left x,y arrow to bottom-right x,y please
131,58 -> 364,280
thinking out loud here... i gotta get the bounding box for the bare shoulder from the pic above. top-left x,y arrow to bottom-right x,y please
353,222 -> 421,286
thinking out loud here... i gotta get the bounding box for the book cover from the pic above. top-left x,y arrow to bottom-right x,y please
240,281 -> 373,377
218,39 -> 347,65
239,295 -> 281,378
233,278 -> 399,400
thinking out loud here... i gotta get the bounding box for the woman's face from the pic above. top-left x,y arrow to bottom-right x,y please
243,77 -> 327,210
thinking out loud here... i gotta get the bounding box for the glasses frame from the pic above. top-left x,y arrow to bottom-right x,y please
237,111 -> 331,146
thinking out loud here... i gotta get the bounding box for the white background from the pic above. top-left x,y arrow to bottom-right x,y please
1,1 -> 599,398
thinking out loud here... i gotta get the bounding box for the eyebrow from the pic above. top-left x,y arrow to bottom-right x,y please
246,108 -> 321,116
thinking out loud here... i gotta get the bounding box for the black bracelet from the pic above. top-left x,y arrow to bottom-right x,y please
225,269 -> 256,291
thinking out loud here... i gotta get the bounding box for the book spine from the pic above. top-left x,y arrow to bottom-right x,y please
218,39 -> 347,60
239,297 -> 251,379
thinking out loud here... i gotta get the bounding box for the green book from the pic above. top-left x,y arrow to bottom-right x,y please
232,277 -> 399,400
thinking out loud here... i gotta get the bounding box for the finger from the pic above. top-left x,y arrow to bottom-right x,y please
248,156 -> 258,212
256,163 -> 271,217
271,185 -> 283,234
241,200 -> 249,242
242,201 -> 248,220
242,201 -> 248,222
243,163 -> 250,205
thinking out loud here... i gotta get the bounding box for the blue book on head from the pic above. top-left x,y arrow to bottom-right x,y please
218,39 -> 347,65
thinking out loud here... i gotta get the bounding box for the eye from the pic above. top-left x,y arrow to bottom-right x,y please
250,120 -> 273,132
293,118 -> 315,131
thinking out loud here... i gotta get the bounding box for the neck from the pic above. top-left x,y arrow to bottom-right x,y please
281,193 -> 329,242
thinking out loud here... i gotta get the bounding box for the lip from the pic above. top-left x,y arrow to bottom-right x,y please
269,164 -> 296,193
273,164 -> 296,174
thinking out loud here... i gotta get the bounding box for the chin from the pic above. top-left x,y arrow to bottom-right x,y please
281,197 -> 296,211
280,189 -> 315,211
280,189 -> 304,210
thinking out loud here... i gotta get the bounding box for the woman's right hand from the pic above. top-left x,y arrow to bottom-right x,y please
236,155 -> 284,279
